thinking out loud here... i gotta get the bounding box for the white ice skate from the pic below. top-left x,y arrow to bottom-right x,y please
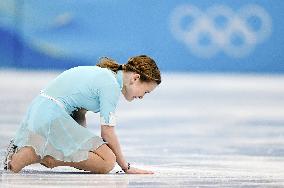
3,139 -> 18,170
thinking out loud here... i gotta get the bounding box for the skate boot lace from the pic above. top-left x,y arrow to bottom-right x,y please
3,139 -> 18,170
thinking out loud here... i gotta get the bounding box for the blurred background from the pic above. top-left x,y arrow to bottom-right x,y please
1,1 -> 284,187
0,0 -> 283,72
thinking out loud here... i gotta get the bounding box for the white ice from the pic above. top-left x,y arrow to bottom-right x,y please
0,70 -> 284,187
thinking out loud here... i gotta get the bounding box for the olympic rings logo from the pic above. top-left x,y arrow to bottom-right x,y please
169,4 -> 272,58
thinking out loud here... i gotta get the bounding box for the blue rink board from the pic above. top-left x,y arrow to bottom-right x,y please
0,1 -> 284,73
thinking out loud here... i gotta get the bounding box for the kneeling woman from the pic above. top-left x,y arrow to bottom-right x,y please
4,55 -> 161,174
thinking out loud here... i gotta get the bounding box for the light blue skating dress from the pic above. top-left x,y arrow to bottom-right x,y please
14,66 -> 123,162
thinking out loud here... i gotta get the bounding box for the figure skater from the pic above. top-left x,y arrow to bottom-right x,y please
3,55 -> 161,174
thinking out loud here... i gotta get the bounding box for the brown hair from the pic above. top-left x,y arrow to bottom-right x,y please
96,55 -> 161,84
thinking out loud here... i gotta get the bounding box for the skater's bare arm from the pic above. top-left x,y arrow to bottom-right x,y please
101,125 -> 128,170
101,125 -> 153,174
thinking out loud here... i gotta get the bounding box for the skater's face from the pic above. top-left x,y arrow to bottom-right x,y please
122,73 -> 157,102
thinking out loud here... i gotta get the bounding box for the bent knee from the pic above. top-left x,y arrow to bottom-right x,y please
104,152 -> 116,173
95,155 -> 116,174
106,150 -> 116,166
95,163 -> 115,174
89,149 -> 116,174
102,148 -> 116,172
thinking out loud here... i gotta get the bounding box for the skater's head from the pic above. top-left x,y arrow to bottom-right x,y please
96,55 -> 161,102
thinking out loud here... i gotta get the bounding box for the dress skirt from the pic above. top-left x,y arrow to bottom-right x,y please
14,95 -> 106,162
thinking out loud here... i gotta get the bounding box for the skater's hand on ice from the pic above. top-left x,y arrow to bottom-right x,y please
125,167 -> 154,174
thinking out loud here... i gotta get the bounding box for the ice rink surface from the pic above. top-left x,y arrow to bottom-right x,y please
0,70 -> 284,187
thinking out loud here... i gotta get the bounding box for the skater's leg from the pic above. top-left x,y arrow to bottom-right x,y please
41,144 -> 116,174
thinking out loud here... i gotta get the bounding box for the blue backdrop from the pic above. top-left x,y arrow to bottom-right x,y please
0,0 -> 283,73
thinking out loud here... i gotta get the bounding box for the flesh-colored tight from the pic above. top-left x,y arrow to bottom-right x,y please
9,144 -> 116,173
